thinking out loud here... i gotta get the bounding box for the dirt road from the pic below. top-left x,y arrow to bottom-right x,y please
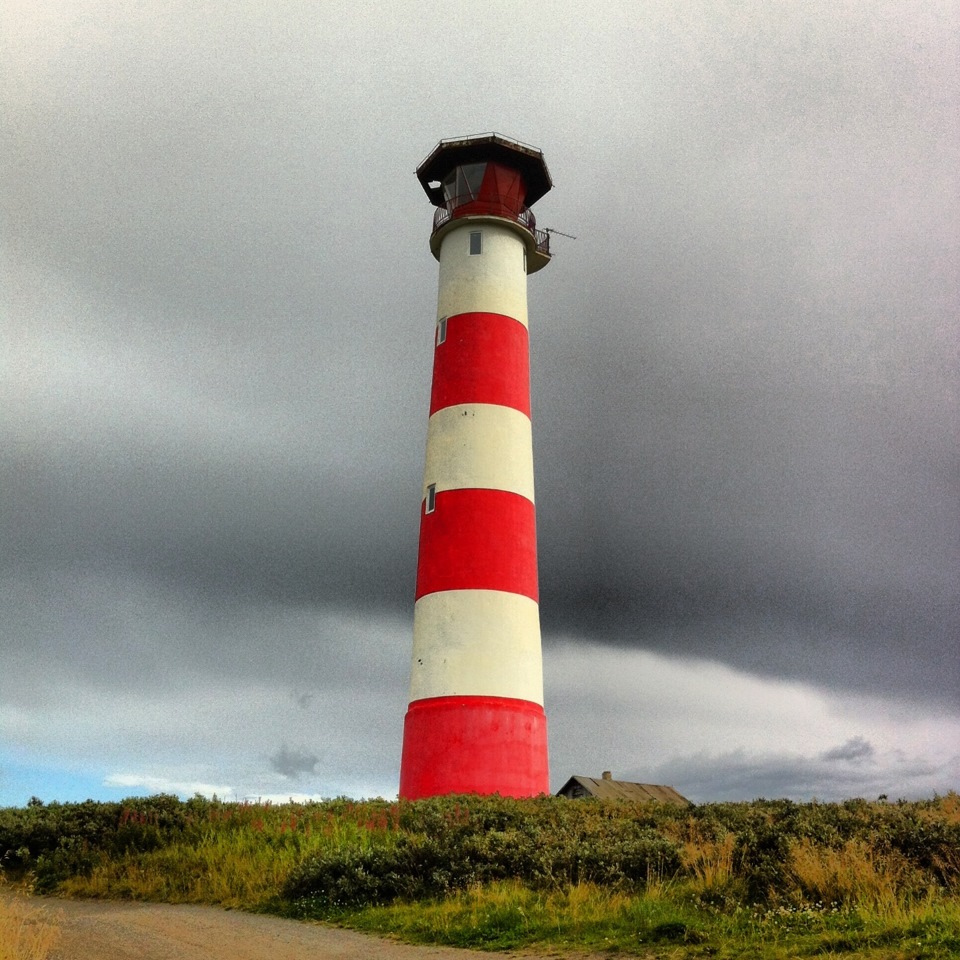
4,892 -> 549,960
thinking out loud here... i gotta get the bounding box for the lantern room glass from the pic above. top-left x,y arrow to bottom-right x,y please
442,163 -> 486,207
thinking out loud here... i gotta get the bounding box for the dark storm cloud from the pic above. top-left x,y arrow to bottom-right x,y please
2,569 -> 410,701
4,0 -> 958,782
527,23 -> 959,704
531,265 -> 957,701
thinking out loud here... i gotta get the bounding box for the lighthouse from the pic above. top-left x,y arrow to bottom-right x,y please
399,134 -> 553,799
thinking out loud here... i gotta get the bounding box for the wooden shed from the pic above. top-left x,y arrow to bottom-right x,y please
556,772 -> 691,806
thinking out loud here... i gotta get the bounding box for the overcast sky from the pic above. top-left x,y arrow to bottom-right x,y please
3,0 -> 958,806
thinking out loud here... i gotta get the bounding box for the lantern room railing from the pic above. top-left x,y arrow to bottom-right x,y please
433,195 -> 551,258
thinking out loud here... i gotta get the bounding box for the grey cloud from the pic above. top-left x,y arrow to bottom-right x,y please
651,745 -> 947,804
270,745 -> 320,780
821,737 -> 874,764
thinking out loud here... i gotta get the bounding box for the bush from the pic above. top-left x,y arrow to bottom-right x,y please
0,794 -> 197,891
285,795 -> 681,908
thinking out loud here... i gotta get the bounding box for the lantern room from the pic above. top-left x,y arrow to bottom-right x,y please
416,133 -> 553,272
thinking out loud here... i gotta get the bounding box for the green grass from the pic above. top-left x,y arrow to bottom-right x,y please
343,880 -> 707,951
2,793 -> 959,957
337,880 -> 960,958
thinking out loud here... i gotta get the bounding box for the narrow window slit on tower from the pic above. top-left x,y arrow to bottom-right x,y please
425,483 -> 437,514
469,231 -> 482,255
436,317 -> 447,345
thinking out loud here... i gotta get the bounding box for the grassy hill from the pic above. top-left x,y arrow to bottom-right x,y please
1,792 -> 958,958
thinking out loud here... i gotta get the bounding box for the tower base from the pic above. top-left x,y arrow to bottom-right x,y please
399,695 -> 549,799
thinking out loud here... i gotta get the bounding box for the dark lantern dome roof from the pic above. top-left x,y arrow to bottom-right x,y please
417,133 -> 553,207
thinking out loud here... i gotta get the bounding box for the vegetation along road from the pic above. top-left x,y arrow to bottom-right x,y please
3,793 -> 958,958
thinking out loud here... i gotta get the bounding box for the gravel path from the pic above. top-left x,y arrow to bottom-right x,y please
3,891 -> 561,960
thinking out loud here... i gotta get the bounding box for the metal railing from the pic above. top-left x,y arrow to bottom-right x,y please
432,197 -> 550,258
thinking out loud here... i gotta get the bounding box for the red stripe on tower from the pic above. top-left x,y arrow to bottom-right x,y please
430,312 -> 531,417
415,488 -> 538,601
401,134 -> 554,799
399,697 -> 549,799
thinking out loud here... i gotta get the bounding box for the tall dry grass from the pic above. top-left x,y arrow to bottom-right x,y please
680,834 -> 737,895
0,897 -> 60,960
660,815 -> 740,900
786,837 -> 926,914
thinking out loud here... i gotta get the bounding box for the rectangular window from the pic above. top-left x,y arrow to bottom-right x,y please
436,317 -> 447,345
469,231 -> 482,255
425,483 -> 437,514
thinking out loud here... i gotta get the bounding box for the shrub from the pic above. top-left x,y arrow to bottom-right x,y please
284,796 -> 681,909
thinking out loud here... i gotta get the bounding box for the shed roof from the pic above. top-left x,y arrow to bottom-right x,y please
557,776 -> 691,806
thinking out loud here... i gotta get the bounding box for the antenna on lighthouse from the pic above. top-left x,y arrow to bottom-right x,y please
544,227 -> 578,240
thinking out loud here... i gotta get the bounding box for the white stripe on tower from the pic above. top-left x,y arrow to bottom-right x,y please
410,591 -> 544,703
422,403 -> 535,504
436,221 -> 530,325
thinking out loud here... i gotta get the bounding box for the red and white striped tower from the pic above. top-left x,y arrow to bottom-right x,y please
400,134 -> 553,799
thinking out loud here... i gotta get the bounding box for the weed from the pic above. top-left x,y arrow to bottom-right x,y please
0,896 -> 60,960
